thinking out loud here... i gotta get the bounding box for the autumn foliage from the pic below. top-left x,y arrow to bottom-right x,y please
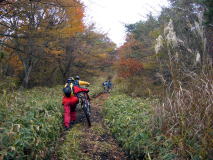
117,58 -> 143,78
0,0 -> 115,87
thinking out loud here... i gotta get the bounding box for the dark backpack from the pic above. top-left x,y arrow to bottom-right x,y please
103,81 -> 107,86
63,83 -> 74,97
108,81 -> 112,88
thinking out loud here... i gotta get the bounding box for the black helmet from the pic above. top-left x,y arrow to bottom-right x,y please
63,87 -> 71,97
75,75 -> 80,80
67,77 -> 74,83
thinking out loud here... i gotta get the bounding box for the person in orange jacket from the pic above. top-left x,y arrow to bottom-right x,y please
62,77 -> 89,130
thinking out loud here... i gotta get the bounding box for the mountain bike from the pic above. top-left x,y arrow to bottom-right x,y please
77,92 -> 91,127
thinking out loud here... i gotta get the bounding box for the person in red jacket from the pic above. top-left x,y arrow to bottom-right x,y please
62,79 -> 89,130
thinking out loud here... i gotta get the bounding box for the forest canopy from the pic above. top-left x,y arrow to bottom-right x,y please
0,0 -> 116,88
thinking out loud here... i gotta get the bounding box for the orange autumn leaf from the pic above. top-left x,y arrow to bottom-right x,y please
117,58 -> 144,78
8,55 -> 23,75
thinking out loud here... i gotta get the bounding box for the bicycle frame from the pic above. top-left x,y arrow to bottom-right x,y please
76,92 -> 91,126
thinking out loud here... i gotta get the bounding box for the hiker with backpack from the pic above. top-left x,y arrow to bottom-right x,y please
102,81 -> 108,93
62,77 -> 89,130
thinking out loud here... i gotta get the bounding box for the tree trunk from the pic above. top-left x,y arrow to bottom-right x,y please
22,63 -> 33,88
58,45 -> 75,83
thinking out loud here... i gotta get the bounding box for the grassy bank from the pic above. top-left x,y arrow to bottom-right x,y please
0,86 -> 63,159
0,81 -> 102,159
56,124 -> 90,160
104,88 -> 213,160
103,94 -> 177,160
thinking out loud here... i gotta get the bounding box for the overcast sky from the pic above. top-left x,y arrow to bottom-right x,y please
81,0 -> 169,47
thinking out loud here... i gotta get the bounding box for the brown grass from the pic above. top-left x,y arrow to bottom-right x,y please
155,72 -> 213,159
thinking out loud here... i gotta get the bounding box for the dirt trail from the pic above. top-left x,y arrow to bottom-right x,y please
52,93 -> 128,160
79,93 -> 127,160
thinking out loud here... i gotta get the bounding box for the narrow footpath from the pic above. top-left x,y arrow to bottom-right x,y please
52,93 -> 128,160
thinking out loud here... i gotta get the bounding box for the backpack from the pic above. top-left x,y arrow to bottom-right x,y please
108,81 -> 112,88
63,82 -> 74,97
103,81 -> 107,86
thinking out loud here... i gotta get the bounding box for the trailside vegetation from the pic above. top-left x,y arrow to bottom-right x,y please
0,86 -> 63,159
111,0 -> 213,159
104,95 -> 160,159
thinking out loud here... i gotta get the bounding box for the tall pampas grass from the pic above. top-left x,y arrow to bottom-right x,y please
155,72 -> 213,159
154,11 -> 213,159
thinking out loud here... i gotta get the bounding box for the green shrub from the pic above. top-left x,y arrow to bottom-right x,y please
0,86 -> 63,159
114,74 -> 163,98
104,73 -> 213,159
103,94 -> 175,159
0,77 -> 20,94
89,76 -> 107,97
89,84 -> 103,97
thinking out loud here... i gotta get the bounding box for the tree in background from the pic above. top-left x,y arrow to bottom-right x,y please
115,0 -> 213,96
0,0 -> 116,87
60,26 -> 116,79
0,0 -> 84,87
115,15 -> 162,96
156,0 -> 212,88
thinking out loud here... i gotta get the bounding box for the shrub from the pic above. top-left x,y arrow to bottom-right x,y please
114,74 -> 163,98
0,86 -> 63,159
0,76 -> 20,94
89,76 -> 109,97
104,78 -> 213,159
89,84 -> 104,98
103,94 -> 175,159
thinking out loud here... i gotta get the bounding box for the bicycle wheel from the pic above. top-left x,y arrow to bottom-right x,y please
82,102 -> 91,127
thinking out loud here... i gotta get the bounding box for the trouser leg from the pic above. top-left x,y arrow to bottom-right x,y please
64,105 -> 71,127
70,105 -> 77,121
70,96 -> 79,121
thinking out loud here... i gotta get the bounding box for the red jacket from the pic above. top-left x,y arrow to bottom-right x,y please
73,86 -> 89,95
